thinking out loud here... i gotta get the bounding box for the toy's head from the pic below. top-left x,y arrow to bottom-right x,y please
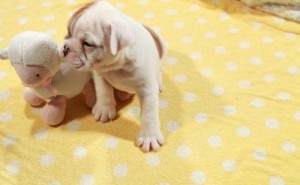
0,31 -> 62,87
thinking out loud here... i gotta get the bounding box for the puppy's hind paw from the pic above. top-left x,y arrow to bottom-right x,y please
92,103 -> 116,123
135,129 -> 164,152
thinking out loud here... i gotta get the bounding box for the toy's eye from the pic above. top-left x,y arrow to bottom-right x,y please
36,74 -> 40,78
83,41 -> 94,47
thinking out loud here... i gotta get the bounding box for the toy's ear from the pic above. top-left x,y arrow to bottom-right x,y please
0,48 -> 8,60
104,19 -> 135,55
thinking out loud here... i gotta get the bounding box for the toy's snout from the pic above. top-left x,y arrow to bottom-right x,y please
13,64 -> 52,87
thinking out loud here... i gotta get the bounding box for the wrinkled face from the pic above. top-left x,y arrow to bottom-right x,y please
59,21 -> 111,71
13,64 -> 52,87
59,2 -> 134,71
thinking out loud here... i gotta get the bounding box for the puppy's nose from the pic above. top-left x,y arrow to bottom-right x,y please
63,45 -> 70,57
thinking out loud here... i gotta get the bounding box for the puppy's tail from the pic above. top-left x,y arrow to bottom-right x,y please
0,48 -> 8,60
143,25 -> 167,60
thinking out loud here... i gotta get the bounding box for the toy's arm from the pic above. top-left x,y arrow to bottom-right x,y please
0,48 -> 8,60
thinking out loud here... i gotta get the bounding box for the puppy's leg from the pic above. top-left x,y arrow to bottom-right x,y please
136,90 -> 164,152
92,71 -> 116,123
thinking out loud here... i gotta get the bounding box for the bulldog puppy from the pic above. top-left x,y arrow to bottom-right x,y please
60,1 -> 166,152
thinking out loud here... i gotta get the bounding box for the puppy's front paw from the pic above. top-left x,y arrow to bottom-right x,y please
136,128 -> 164,152
92,102 -> 116,123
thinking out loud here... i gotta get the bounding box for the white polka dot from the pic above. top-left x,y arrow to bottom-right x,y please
275,52 -> 286,59
205,32 -> 216,39
166,57 -> 177,65
294,112 -> 300,121
200,68 -> 212,77
288,66 -> 300,75
67,120 -> 81,131
251,98 -> 265,108
285,33 -> 296,39
6,161 -> 21,175
208,135 -> 222,147
0,89 -> 11,100
174,21 -> 185,29
17,17 -> 28,25
175,74 -> 186,83
266,119 -> 280,129
167,9 -> 177,15
224,106 -> 236,116
144,12 -> 154,19
282,141 -> 296,154
159,99 -> 169,109
274,17 -> 285,24
262,36 -> 274,43
34,128 -> 49,140
263,74 -> 275,82
238,80 -> 251,89
138,0 -> 148,5
226,62 -> 238,71
195,113 -> 208,124
212,86 -> 224,96
40,154 -> 55,167
167,121 -> 179,133
191,52 -> 202,60
66,0 -> 76,6
228,27 -> 240,34
2,135 -> 16,147
220,12 -> 230,20
184,92 -> 197,102
105,137 -> 119,149
146,154 -> 160,167
128,106 -> 140,117
16,5 -> 27,10
43,15 -> 54,22
0,111 -> 13,123
0,71 -> 6,80
73,146 -> 87,159
239,41 -> 250,49
80,174 -> 95,185
252,22 -> 262,29
190,4 -> 200,11
113,164 -> 128,178
191,171 -> 206,184
250,57 -> 262,65
41,1 -> 52,7
197,18 -> 207,24
222,160 -> 237,172
115,2 -> 125,10
237,127 -> 251,138
215,46 -> 226,54
253,148 -> 267,161
270,176 -> 285,185
46,28 -> 57,36
182,36 -> 193,44
277,92 -> 291,100
48,180 -> 60,185
177,145 -> 192,158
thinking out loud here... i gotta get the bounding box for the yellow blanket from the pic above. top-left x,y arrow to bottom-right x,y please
1,0 -> 300,184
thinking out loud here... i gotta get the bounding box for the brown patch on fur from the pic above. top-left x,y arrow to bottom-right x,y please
66,1 -> 97,38
143,25 -> 165,60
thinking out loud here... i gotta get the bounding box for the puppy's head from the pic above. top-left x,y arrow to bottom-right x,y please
59,1 -> 134,71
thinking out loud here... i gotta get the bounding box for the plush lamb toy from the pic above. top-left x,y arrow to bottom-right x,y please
0,31 -> 95,125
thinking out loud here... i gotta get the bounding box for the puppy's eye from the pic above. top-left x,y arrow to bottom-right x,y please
83,41 -> 94,47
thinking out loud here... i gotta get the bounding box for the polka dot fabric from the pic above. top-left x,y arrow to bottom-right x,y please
0,0 -> 300,184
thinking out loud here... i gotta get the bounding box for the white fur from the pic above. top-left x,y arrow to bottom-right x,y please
60,1 -> 165,152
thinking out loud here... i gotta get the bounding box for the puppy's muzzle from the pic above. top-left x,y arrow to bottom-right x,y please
63,45 -> 70,57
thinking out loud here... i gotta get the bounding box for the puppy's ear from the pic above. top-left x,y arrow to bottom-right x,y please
105,19 -> 135,55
